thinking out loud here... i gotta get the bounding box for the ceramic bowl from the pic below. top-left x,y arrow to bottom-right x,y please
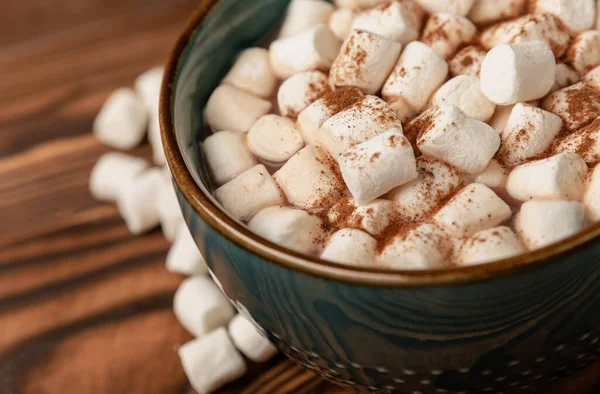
160,1 -> 600,392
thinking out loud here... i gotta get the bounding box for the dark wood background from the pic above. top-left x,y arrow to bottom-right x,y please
0,1 -> 599,393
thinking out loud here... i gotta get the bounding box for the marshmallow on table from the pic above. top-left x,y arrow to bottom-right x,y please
157,176 -> 184,241
215,164 -> 284,221
431,75 -> 496,122
228,315 -> 277,363
93,88 -> 147,150
449,45 -> 487,77
566,31 -> 600,75
89,152 -> 148,202
329,29 -> 402,95
543,81 -> 600,132
204,85 -> 271,133
148,113 -> 165,165
247,115 -> 304,163
329,8 -> 355,41
116,167 -> 163,235
584,163 -> 600,222
334,0 -> 388,9
135,66 -> 164,115
467,0 -> 525,26
421,13 -> 477,60
552,118 -> 600,165
413,0 -> 475,16
458,226 -> 526,266
475,159 -> 509,191
550,63 -> 581,94
350,1 -> 424,45
202,131 -> 258,186
531,0 -> 596,33
328,197 -> 395,235
279,0 -> 334,38
166,223 -> 208,276
178,327 -> 247,394
269,24 -> 341,80
321,229 -> 377,266
278,71 -> 330,118
223,48 -> 277,99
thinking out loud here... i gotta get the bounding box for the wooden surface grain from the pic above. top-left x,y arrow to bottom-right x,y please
0,2 -> 599,393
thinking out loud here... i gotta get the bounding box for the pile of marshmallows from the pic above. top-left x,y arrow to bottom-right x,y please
89,69 -> 277,393
203,0 -> 600,269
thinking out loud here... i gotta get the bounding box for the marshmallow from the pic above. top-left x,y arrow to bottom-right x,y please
93,88 -> 147,150
413,0 -> 475,16
329,8 -> 355,41
475,159 -> 509,191
497,103 -> 563,166
135,66 -> 164,115
269,24 -> 341,79
584,163 -> 600,222
566,31 -> 600,75
202,131 -> 258,186
388,157 -> 465,220
228,315 -> 277,363
378,223 -> 451,269
148,113 -> 166,165
328,197 -> 395,235
506,152 -> 588,202
516,200 -> 586,250
542,81 -> 600,132
321,229 -> 377,266
319,95 -> 403,156
421,13 -> 477,60
449,45 -> 487,77
431,75 -> 496,121
467,0 -> 526,26
178,328 -> 247,394
329,29 -> 402,95
351,1 -> 424,45
531,0 -> 596,33
274,145 -> 345,210
382,41 -> 449,113
458,226 -> 526,266
223,48 -> 277,99
417,104 -> 500,175
279,0 -> 335,38
215,165 -> 284,221
157,176 -> 184,241
402,107 -> 436,151
433,183 -> 512,237
277,71 -> 330,118
551,63 -> 581,93
166,223 -> 208,276
334,0 -> 388,9
174,276 -> 236,337
204,85 -> 271,133
339,129 -> 417,204
89,152 -> 148,202
488,105 -> 514,134
552,118 -> 600,165
117,168 -> 163,235
480,41 -> 556,106
247,115 -> 304,163
247,206 -> 323,255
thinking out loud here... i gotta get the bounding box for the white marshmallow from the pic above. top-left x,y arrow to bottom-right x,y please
329,29 -> 402,95
449,45 -> 487,77
417,104 -> 500,175
93,88 -> 147,150
178,328 -> 247,394
274,146 -> 345,210
329,8 -> 355,41
382,41 -> 449,113
351,1 -> 424,45
89,152 -> 148,202
475,159 -> 508,191
531,0 -> 596,33
506,152 -> 588,202
148,113 -> 165,166
166,223 -> 208,276
247,206 -> 323,255
551,63 -> 581,93
431,75 -> 496,122
421,13 -> 477,60
204,85 -> 271,133
339,129 -> 417,204
516,200 -> 586,250
278,71 -> 330,118
135,66 -> 164,115
279,0 -> 335,38
413,0 -> 475,16
223,48 -> 277,99
433,183 -> 512,237
116,168 -> 163,235
157,176 -> 184,241
269,24 -> 341,79
319,95 -> 403,156
542,81 -> 600,132
488,105 -> 514,134
566,31 -> 600,75
328,197 -> 395,235
458,226 -> 526,266
215,165 -> 284,221
247,115 -> 304,163
467,0 -> 526,26
584,164 -> 600,222
321,229 -> 377,266
480,41 -> 556,106
497,103 -> 563,166
202,131 -> 258,186
334,0 -> 388,9
553,118 -> 600,165
228,315 -> 277,363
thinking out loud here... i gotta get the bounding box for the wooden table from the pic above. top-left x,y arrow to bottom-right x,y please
1,2 -> 599,393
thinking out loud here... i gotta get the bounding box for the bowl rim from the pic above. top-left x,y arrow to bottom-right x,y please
160,0 -> 600,288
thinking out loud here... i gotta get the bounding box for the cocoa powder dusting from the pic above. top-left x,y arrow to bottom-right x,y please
321,86 -> 364,114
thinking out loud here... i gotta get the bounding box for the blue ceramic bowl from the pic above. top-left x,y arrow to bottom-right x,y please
160,1 -> 600,392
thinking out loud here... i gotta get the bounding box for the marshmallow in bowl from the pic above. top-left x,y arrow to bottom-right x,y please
584,164 -> 600,222
278,71 -> 330,118
413,0 -> 475,16
552,118 -> 600,165
449,45 -> 487,77
488,105 -> 514,134
279,0 -> 335,38
223,48 -> 277,99
566,31 -> 600,75
474,160 -> 508,191
458,226 -> 526,266
543,81 -> 600,132
204,85 -> 272,133
550,63 -> 581,93
328,197 -> 395,235
329,8 -> 355,41
321,228 -> 378,266
202,130 -> 258,186
350,1 -> 424,45
228,315 -> 278,363
166,223 -> 208,276
467,0 -> 526,26
89,152 -> 148,202
117,167 -> 163,235
421,13 -> 477,60
530,0 -> 596,33
247,115 -> 304,163
431,75 -> 496,122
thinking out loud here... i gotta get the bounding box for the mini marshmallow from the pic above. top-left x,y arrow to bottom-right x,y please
516,200 -> 586,250
413,0 -> 475,16
329,8 -> 355,41
278,71 -> 330,118
174,276 -> 236,337
351,1 -> 424,45
417,104 -> 500,175
166,223 -> 208,276
488,105 -> 514,133
553,118 -> 600,165
135,66 -> 164,115
247,115 -> 304,163
551,63 -> 581,93
215,165 -> 284,221
223,48 -> 277,99
93,88 -> 147,150
566,31 -> 600,75
117,168 -> 163,235
228,315 -> 277,363
321,228 -> 377,266
542,81 -> 600,132
148,113 -> 166,165
467,0 -> 526,26
433,183 -> 512,237
475,159 -> 508,191
274,145 -> 345,210
178,328 -> 247,394
328,197 -> 395,235
204,85 -> 271,133
382,41 -> 449,113
458,226 -> 526,266
584,164 -> 600,222
89,152 -> 148,202
279,0 -> 335,38
506,152 -> 588,202
421,13 -> 477,60
431,75 -> 496,121
329,29 -> 402,95
269,24 -> 341,79
531,0 -> 596,33
202,131 -> 258,186
497,103 -> 563,166
449,45 -> 487,77
157,176 -> 184,241
247,206 -> 323,255
339,129 -> 417,204
480,41 -> 556,106
334,0 -> 388,9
